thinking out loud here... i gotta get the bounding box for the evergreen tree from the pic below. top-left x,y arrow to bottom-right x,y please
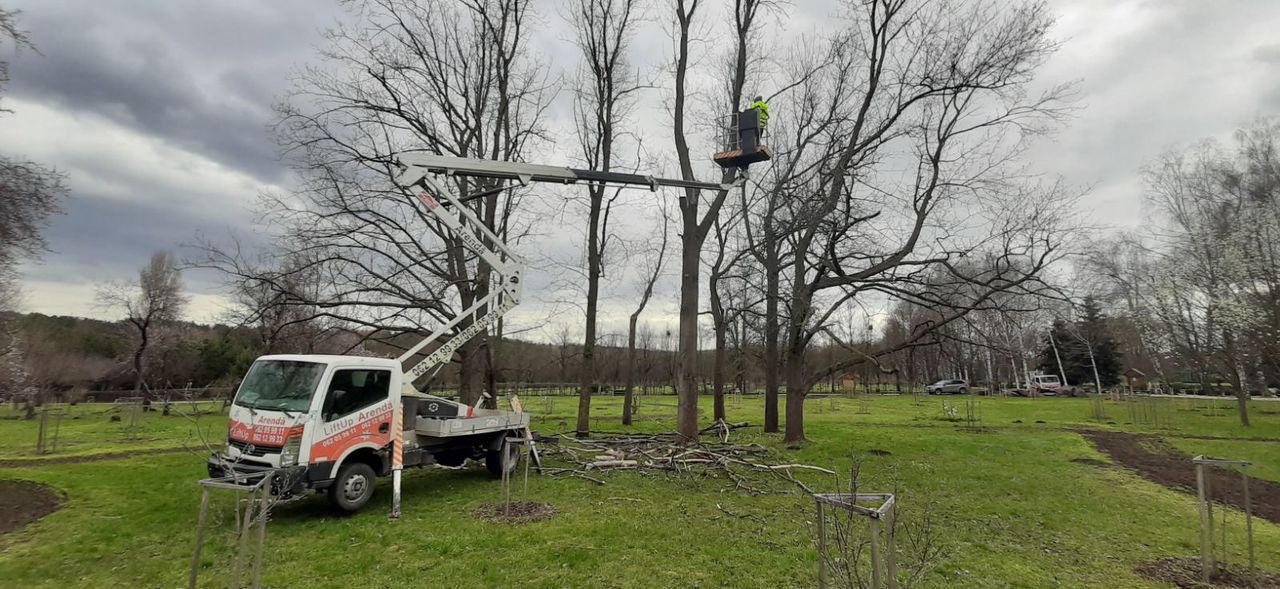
1038,298 -> 1123,388
1077,297 -> 1123,387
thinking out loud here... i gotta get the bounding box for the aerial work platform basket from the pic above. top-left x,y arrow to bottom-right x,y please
713,108 -> 772,169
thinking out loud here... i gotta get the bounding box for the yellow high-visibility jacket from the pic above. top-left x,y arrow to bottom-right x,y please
751,100 -> 769,129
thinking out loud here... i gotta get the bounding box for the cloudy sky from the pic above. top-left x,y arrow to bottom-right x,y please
3,0 -> 1280,335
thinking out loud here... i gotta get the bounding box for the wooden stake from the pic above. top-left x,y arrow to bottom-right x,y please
1243,470 -> 1255,584
230,494 -> 255,589
188,488 -> 210,589
816,501 -> 827,589
886,505 -> 898,589
251,477 -> 270,589
869,515 -> 882,589
1196,462 -> 1212,583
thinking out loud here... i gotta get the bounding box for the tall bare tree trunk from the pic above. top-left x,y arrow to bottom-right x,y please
783,350 -> 807,442
578,199 -> 602,436
1224,329 -> 1251,426
132,330 -> 148,395
623,213 -> 668,426
763,229 -> 780,432
623,316 -> 640,426
676,204 -> 701,441
712,318 -> 727,422
783,246 -> 813,443
1048,331 -> 1069,387
670,0 -> 755,443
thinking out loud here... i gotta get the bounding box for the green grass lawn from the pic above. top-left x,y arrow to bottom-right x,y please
0,401 -> 226,461
1,394 -> 1277,588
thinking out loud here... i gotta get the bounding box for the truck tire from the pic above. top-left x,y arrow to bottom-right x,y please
328,461 -> 376,513
485,442 -> 520,476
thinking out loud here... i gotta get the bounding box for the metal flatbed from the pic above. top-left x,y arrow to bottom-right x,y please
413,412 -> 531,438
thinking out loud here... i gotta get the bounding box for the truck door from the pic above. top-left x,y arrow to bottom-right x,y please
309,368 -> 395,467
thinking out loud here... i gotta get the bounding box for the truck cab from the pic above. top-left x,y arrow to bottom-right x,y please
208,354 -> 525,512
1031,374 -> 1062,394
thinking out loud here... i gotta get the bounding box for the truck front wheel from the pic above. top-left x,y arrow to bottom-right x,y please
328,462 -> 376,513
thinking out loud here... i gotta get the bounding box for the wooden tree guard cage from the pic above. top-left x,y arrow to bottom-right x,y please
815,492 -> 898,589
189,471 -> 277,589
499,436 -> 536,516
1192,455 -> 1255,585
35,405 -> 66,454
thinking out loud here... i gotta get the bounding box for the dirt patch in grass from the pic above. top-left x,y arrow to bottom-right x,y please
0,480 -> 63,535
1070,457 -> 1110,468
1080,430 -> 1280,524
473,501 -> 557,524
1135,557 -> 1280,588
0,447 -> 190,469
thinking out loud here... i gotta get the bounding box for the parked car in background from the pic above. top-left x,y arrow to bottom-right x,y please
926,379 -> 968,395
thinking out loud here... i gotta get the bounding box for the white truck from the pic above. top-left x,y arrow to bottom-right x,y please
208,354 -> 531,512
1030,373 -> 1063,395
206,154 -> 731,515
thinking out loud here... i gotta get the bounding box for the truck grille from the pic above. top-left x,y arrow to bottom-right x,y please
228,438 -> 281,457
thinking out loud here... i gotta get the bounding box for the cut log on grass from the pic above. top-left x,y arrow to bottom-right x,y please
698,420 -> 752,442
586,459 -> 639,469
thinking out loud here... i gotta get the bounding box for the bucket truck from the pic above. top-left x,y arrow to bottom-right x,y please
204,154 -> 734,515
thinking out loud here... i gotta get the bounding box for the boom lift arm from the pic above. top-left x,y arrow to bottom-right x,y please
391,153 -> 736,393
388,154 -> 736,520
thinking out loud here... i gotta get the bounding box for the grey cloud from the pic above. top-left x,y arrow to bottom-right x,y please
7,0 -> 1280,322
19,189 -> 248,296
1256,43 -> 1280,64
1028,0 -> 1280,221
7,0 -> 344,184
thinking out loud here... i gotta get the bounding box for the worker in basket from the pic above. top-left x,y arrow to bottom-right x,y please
751,95 -> 769,136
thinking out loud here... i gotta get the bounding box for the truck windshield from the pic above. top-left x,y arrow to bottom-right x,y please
234,360 -> 326,412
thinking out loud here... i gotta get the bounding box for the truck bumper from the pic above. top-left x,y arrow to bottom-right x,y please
206,455 -> 327,493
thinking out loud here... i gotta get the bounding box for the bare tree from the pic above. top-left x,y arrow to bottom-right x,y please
566,0 -> 644,435
0,10 -> 66,413
748,0 -> 1074,441
96,251 -> 189,395
668,0 -> 769,442
0,8 -> 67,314
1081,238 -> 1171,390
707,203 -> 750,421
199,0 -> 552,405
1110,118 -> 1280,424
217,251 -> 338,355
623,205 -> 670,425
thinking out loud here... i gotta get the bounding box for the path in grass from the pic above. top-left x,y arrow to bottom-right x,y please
1082,429 -> 1280,524
0,446 -> 194,469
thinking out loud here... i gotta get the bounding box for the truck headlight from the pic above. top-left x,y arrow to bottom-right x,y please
280,434 -> 302,467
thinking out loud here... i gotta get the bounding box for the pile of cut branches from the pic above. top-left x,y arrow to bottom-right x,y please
539,422 -> 834,494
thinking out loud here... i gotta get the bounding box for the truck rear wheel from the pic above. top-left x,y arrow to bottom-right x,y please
328,461 -> 376,513
485,441 -> 520,476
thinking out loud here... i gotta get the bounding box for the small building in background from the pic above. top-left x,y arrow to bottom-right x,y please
1124,368 -> 1146,391
840,372 -> 859,393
